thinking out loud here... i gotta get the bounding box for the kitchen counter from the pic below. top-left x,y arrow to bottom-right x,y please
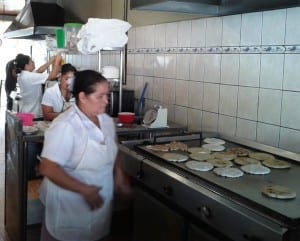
4,111 -> 187,241
116,122 -> 187,137
23,120 -> 187,141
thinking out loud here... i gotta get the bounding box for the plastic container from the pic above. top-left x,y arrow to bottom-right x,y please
55,28 -> 65,48
64,23 -> 82,51
16,113 -> 34,126
118,112 -> 135,124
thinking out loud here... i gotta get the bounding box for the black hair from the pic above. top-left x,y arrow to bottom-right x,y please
5,59 -> 17,92
61,63 -> 77,75
14,54 -> 31,74
5,59 -> 18,110
73,70 -> 107,102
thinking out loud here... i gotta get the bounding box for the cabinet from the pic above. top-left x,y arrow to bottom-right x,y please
128,160 -> 231,241
188,224 -> 224,241
132,188 -> 186,241
5,111 -> 43,241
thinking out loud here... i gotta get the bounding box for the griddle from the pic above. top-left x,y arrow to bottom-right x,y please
134,137 -> 300,227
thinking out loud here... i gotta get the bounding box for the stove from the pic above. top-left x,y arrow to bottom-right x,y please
119,133 -> 300,241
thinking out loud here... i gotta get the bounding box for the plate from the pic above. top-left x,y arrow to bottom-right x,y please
143,108 -> 158,125
23,126 -> 39,135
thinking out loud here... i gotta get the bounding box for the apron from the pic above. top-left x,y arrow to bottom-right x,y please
44,133 -> 117,241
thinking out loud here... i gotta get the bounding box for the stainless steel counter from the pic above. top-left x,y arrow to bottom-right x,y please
120,133 -> 300,241
24,120 -> 187,141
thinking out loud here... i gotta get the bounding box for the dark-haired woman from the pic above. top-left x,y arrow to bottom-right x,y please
4,59 -> 17,110
41,63 -> 77,121
14,53 -> 61,117
39,70 -> 131,241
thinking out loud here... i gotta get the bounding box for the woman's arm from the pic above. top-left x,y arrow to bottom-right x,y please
41,105 -> 60,121
35,57 -> 54,73
39,158 -> 104,210
36,54 -> 62,80
114,152 -> 133,199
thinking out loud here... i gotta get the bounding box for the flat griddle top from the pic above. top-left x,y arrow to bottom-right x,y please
135,139 -> 300,226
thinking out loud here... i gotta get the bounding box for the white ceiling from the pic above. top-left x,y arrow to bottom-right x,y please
0,0 -> 25,15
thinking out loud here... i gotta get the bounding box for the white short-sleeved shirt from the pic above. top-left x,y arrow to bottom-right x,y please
41,104 -> 117,170
42,83 -> 65,113
18,70 -> 48,117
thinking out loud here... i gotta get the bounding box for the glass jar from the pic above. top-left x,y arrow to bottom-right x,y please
64,23 -> 82,51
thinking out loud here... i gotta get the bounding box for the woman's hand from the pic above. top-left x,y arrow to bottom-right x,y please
54,53 -> 62,65
116,176 -> 133,197
81,185 -> 104,210
40,158 -> 105,210
49,55 -> 56,64
114,155 -> 133,202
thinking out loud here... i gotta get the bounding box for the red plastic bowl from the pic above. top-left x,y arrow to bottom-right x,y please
118,112 -> 135,124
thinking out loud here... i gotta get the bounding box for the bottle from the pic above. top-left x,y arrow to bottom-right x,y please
60,52 -> 65,66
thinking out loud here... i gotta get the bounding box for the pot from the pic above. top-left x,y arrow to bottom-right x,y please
118,112 -> 135,124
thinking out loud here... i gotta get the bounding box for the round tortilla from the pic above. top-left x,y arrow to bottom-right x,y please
168,141 -> 188,151
162,153 -> 188,162
234,157 -> 261,166
203,138 -> 225,145
212,152 -> 236,161
146,144 -> 169,152
261,184 -> 296,199
185,161 -> 214,172
241,164 -> 270,175
249,152 -> 275,161
202,144 -> 225,152
187,147 -> 211,154
189,153 -> 212,161
207,158 -> 233,168
213,167 -> 244,178
262,159 -> 291,169
227,147 -> 250,157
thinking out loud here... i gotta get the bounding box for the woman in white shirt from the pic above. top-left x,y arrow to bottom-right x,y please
39,70 -> 132,241
15,53 -> 61,117
41,63 -> 77,121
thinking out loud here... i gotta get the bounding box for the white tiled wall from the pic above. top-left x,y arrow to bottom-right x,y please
126,7 -> 300,154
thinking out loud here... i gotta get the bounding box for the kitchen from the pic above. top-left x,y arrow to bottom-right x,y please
2,0 -> 300,241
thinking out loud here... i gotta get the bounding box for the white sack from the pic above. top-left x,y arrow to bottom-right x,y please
77,18 -> 131,54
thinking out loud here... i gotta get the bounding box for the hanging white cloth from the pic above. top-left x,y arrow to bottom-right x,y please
77,18 -> 131,54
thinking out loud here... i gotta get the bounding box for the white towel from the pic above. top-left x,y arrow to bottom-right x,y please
77,18 -> 131,54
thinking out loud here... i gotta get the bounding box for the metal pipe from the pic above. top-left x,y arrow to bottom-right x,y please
118,48 -> 124,113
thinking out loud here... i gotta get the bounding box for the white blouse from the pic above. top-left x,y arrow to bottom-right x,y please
41,104 -> 117,169
42,83 -> 65,113
18,70 -> 48,117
